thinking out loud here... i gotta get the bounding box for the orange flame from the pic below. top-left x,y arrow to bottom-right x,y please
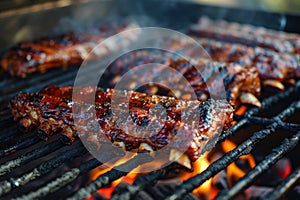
88,153 -> 162,199
89,154 -> 139,199
95,174 -> 135,199
235,105 -> 248,116
179,153 -> 218,199
88,139 -> 257,199
221,139 -> 256,186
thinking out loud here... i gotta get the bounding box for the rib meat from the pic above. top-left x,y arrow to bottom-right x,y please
10,85 -> 233,162
1,23 -> 136,77
102,50 -> 261,107
198,39 -> 300,82
160,38 -> 300,84
189,16 -> 300,55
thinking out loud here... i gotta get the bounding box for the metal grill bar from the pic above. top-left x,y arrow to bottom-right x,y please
263,167 -> 300,200
164,101 -> 300,200
17,170 -> 81,200
248,117 -> 300,131
110,170 -> 165,200
68,153 -> 153,200
215,131 -> 300,200
0,139 -> 64,176
0,125 -> 19,144
110,163 -> 183,200
0,135 -> 40,157
0,144 -> 86,196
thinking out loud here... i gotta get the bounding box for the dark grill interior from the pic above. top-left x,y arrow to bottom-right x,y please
1,1 -> 300,200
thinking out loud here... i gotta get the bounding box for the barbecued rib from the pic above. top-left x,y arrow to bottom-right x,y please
189,16 -> 300,54
0,23 -> 136,77
161,38 -> 300,88
10,85 -> 233,163
167,59 -> 261,107
102,51 -> 261,107
198,39 -> 300,84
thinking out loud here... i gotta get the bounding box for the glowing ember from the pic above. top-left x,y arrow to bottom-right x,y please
273,158 -> 292,179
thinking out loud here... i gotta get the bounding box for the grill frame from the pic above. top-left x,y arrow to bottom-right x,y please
1,1 -> 300,199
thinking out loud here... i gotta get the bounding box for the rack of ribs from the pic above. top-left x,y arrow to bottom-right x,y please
10,85 -> 233,167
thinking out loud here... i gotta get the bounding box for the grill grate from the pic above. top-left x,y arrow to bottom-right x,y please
110,163 -> 186,200
0,142 -> 86,196
216,131 -> 300,199
69,154 -> 153,200
15,144 -> 125,200
0,135 -> 40,157
165,83 -> 300,200
0,22 -> 300,200
0,70 -> 299,199
0,140 -> 65,176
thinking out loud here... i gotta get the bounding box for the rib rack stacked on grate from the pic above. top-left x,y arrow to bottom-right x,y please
10,85 -> 233,163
